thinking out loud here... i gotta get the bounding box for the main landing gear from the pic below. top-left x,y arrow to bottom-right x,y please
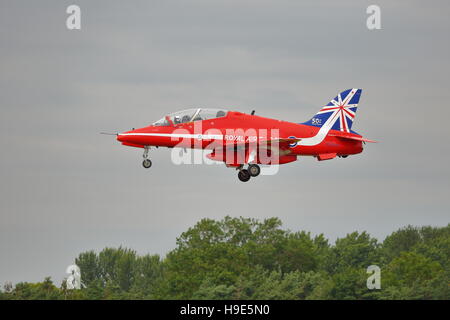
238,169 -> 251,182
248,164 -> 261,177
142,146 -> 152,169
237,164 -> 261,182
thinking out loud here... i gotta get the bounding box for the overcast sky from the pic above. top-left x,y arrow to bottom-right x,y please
1,0 -> 449,285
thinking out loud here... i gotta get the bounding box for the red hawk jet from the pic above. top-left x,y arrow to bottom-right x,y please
110,89 -> 376,182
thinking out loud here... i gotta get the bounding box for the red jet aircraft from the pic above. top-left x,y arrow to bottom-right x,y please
111,89 -> 375,182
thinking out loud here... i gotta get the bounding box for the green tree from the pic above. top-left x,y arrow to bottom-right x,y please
75,250 -> 99,287
382,225 -> 422,262
2,219 -> 448,300
10,277 -> 62,300
326,231 -> 380,274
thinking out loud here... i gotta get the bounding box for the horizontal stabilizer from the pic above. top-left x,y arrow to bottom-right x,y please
329,132 -> 377,143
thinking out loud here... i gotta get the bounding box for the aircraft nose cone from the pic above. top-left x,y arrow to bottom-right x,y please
117,133 -> 127,143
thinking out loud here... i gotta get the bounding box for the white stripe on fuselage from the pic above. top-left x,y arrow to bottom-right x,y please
118,133 -> 224,139
118,112 -> 340,147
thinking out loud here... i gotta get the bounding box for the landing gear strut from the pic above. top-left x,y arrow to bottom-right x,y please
142,146 -> 152,169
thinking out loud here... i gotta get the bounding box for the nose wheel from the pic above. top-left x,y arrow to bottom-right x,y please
142,146 -> 152,169
142,159 -> 152,169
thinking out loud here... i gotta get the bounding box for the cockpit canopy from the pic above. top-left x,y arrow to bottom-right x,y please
152,108 -> 228,126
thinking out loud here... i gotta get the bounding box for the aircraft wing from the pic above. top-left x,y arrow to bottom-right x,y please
265,137 -> 302,146
228,137 -> 301,149
208,137 -> 301,164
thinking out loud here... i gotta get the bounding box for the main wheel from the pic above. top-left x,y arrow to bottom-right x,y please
142,159 -> 152,168
248,164 -> 261,177
238,169 -> 251,182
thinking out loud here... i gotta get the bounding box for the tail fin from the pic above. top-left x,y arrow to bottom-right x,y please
303,88 -> 362,133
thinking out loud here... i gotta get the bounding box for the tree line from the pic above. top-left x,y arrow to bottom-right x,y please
1,216 -> 449,299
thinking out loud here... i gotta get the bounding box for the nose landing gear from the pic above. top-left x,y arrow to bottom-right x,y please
142,146 -> 152,169
142,159 -> 152,168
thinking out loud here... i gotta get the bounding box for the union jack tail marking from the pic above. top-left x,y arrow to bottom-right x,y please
303,88 -> 362,133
